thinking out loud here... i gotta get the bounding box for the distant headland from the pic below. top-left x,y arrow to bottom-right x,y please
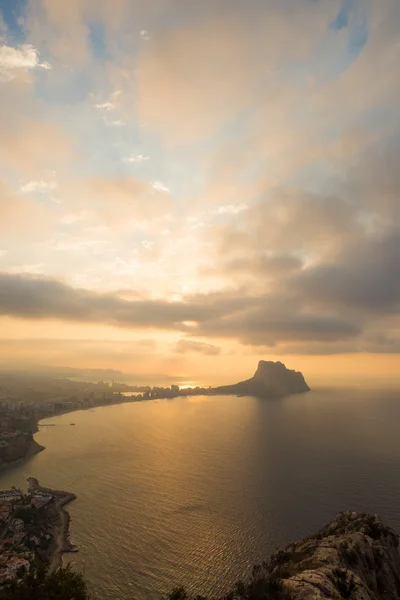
213,360 -> 310,397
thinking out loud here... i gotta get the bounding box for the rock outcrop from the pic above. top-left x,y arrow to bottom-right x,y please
214,361 -> 310,397
266,512 -> 400,599
0,434 -> 44,472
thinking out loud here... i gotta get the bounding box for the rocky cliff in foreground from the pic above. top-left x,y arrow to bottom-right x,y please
214,361 -> 310,397
249,512 -> 400,600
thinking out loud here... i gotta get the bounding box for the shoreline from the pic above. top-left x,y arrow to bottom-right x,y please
27,480 -> 78,572
48,494 -> 78,572
0,438 -> 45,474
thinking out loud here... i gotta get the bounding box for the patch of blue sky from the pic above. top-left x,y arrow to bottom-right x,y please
331,0 -> 354,30
331,0 -> 369,57
0,0 -> 26,43
279,0 -> 368,89
74,123 -> 144,179
33,68 -> 96,107
89,22 -> 113,62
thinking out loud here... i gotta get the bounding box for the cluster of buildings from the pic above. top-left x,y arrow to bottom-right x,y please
0,490 -> 22,523
0,373 -> 214,421
0,486 -> 55,587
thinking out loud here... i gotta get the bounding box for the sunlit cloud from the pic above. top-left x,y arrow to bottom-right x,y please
174,339 -> 221,356
20,178 -> 57,194
0,43 -> 51,81
215,203 -> 248,215
152,181 -> 170,194
105,118 -> 124,126
123,154 -> 150,163
95,102 -> 115,111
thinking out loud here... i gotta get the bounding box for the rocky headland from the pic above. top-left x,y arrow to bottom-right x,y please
214,360 -> 310,397
259,511 -> 400,599
0,436 -> 44,473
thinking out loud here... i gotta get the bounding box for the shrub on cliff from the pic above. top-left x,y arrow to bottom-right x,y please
1,564 -> 88,600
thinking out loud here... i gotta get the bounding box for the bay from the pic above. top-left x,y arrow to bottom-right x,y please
1,389 -> 400,600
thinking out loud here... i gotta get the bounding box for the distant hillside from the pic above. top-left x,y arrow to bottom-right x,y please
214,360 -> 310,397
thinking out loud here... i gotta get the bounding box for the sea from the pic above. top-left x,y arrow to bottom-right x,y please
1,389 -> 400,600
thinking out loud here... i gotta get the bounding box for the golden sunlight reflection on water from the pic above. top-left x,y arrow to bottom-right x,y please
1,390 -> 400,600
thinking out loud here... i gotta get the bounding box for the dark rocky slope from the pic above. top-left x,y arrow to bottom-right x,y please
245,512 -> 400,600
170,512 -> 400,600
214,361 -> 310,397
0,434 -> 44,472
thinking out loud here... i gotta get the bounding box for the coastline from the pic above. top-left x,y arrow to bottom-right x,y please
48,493 -> 78,572
0,438 -> 45,474
27,480 -> 78,572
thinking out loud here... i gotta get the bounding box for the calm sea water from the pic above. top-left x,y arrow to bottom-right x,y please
1,389 -> 400,600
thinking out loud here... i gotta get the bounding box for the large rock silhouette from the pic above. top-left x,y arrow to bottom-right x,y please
214,360 -> 310,397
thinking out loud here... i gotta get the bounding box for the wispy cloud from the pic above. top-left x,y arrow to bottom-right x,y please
215,203 -> 248,215
123,154 -> 150,163
104,117 -> 125,127
0,44 -> 51,81
174,339 -> 221,356
152,181 -> 171,194
95,97 -> 124,126
20,179 -> 57,194
95,102 -> 115,111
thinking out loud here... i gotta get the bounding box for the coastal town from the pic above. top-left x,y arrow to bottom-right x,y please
0,478 -> 76,588
0,371 -> 213,472
0,370 -> 213,590
0,371 -> 212,416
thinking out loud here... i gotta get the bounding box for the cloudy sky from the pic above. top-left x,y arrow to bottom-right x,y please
0,0 -> 399,386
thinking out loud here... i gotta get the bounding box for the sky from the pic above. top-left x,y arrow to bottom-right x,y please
0,0 -> 399,387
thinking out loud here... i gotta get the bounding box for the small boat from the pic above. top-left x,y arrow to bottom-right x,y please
70,423 -> 76,426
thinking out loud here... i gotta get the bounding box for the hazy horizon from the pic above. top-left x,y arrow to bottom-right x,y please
1,0 -> 399,385
1,360 -> 400,391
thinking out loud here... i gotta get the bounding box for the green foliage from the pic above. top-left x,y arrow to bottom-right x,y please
1,563 -> 88,600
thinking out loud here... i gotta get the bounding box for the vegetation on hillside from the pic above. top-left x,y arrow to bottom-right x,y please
1,564 -> 88,600
2,562 -> 290,600
163,564 -> 291,600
